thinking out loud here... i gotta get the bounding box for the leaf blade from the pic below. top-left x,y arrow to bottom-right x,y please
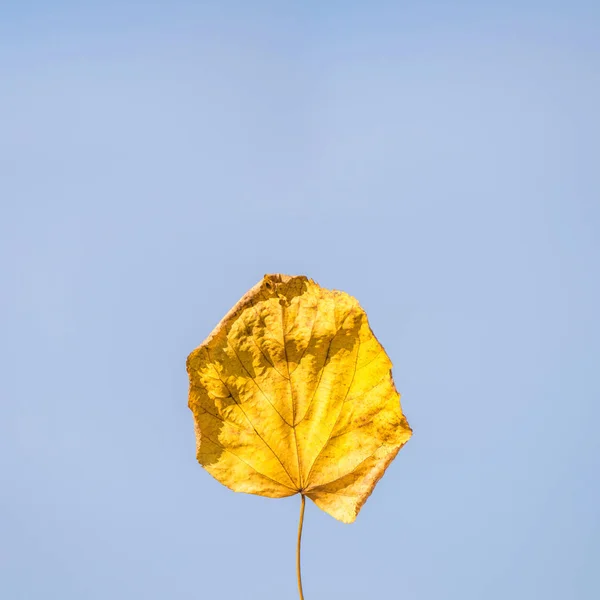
187,274 -> 412,521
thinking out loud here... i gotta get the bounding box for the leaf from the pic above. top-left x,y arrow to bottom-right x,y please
187,274 -> 412,523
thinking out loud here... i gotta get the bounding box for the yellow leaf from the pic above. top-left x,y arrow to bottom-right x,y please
187,274 -> 412,523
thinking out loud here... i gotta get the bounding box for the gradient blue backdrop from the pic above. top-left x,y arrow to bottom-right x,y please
1,2 -> 599,599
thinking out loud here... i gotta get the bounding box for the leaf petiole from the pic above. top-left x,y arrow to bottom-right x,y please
297,494 -> 306,600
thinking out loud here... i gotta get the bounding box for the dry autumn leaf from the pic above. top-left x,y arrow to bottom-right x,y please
186,274 -> 412,597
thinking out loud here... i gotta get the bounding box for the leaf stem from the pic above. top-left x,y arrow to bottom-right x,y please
297,494 -> 306,600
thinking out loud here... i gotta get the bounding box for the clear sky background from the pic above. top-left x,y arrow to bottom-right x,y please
1,2 -> 599,599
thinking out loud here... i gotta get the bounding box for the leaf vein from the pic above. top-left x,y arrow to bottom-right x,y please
205,348 -> 297,488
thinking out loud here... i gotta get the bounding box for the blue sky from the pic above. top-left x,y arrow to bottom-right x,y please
1,2 -> 599,599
